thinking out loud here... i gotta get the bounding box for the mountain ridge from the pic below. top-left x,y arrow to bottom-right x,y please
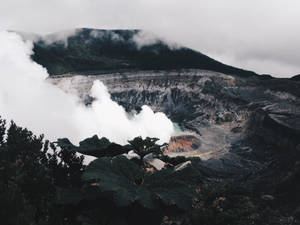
27,28 -> 261,77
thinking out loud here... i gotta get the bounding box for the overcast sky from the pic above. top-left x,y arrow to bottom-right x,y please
1,0 -> 299,77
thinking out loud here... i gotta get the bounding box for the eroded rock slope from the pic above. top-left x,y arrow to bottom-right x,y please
49,69 -> 300,178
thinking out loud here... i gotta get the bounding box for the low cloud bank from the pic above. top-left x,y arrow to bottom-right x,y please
2,0 -> 300,77
0,30 -> 174,145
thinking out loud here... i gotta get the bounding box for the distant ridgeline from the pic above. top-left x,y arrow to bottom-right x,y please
30,28 -> 258,77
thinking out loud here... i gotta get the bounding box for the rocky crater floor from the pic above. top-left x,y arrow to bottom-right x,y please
49,69 -> 300,178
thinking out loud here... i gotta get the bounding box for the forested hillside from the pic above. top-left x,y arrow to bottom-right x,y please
31,29 -> 258,77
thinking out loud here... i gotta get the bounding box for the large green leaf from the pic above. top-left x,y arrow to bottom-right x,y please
128,136 -> 164,158
82,156 -> 202,210
143,164 -> 201,210
56,135 -> 130,158
82,156 -> 149,207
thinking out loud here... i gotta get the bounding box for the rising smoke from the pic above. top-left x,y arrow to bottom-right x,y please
0,30 -> 174,147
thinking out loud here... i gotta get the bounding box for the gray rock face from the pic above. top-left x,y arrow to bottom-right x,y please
247,103 -> 300,152
49,69 -> 300,178
50,69 -> 248,129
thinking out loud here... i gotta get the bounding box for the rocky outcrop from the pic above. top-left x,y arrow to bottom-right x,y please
247,102 -> 300,152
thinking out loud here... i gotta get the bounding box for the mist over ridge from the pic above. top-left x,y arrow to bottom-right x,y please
17,28 -> 260,78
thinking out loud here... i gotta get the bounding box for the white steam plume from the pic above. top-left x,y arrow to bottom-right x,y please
0,30 -> 174,147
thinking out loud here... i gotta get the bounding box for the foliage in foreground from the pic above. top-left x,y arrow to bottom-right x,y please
56,136 -> 202,225
0,116 -> 202,225
1,116 -> 299,225
0,117 -> 85,225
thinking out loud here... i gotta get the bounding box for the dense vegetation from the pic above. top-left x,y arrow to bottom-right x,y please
32,29 -> 258,77
1,116 -> 300,225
